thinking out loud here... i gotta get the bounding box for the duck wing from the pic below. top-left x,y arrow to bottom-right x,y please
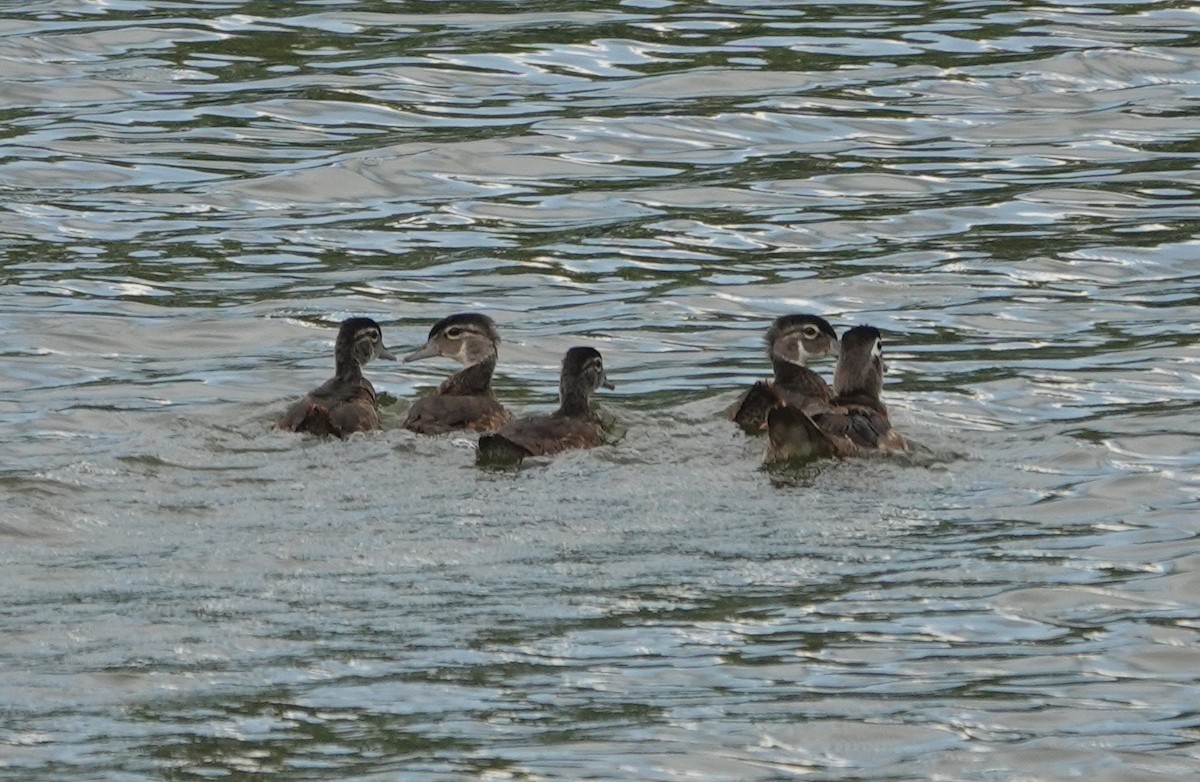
403,394 -> 510,435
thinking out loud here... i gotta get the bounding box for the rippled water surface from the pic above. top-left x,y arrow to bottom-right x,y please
3,0 -> 1200,778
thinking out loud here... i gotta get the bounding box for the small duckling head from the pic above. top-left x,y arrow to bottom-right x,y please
765,314 -> 839,366
404,312 -> 501,367
561,346 -> 614,398
337,316 -> 396,369
834,325 -> 886,398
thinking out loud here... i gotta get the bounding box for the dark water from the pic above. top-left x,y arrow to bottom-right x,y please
3,1 -> 1199,779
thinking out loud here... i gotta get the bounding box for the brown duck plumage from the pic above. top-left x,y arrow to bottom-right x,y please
765,324 -> 907,462
478,346 -> 613,465
729,313 -> 839,433
276,317 -> 395,438
402,313 -> 511,434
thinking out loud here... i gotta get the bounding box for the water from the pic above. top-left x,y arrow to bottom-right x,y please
3,1 -> 1199,778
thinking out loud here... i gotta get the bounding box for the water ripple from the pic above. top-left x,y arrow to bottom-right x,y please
2,1 -> 1200,779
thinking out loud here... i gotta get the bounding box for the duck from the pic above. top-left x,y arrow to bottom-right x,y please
402,312 -> 511,434
477,346 -> 613,465
729,313 -> 840,433
765,324 -> 907,462
276,316 -> 396,438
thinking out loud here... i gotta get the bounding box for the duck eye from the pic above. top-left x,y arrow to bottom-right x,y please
802,326 -> 819,339
446,327 -> 463,339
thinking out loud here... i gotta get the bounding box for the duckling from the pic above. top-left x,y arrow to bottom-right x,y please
765,324 -> 907,462
729,313 -> 840,433
402,312 -> 511,434
276,316 -> 395,438
477,346 -> 613,465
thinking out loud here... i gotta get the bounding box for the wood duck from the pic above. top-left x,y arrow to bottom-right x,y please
276,317 -> 395,438
765,324 -> 907,462
477,346 -> 613,465
729,313 -> 840,433
402,312 -> 511,434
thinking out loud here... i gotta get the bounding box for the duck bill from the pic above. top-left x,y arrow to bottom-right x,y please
377,345 -> 398,361
403,341 -> 440,363
601,378 -> 615,390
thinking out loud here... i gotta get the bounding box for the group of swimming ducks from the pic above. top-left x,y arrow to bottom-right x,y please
276,312 -> 906,465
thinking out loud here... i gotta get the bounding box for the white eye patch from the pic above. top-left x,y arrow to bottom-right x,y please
873,338 -> 888,373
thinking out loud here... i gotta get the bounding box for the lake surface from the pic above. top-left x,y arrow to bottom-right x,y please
2,1 -> 1199,779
